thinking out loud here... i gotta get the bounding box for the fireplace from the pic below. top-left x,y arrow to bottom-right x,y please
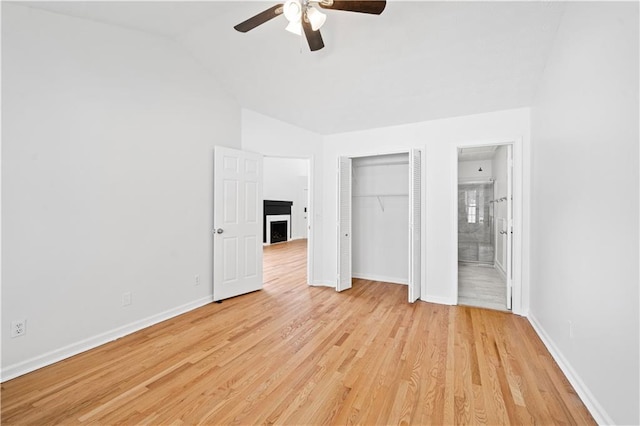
264,200 -> 293,244
270,221 -> 288,244
265,214 -> 291,244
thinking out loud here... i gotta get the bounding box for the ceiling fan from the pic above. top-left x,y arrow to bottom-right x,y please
234,0 -> 387,52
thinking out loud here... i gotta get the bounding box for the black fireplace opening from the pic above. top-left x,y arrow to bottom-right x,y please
270,221 -> 288,244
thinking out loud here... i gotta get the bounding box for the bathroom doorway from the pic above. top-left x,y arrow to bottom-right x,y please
456,144 -> 513,311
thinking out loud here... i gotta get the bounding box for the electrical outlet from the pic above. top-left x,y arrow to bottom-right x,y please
122,292 -> 132,307
11,320 -> 26,338
195,275 -> 200,286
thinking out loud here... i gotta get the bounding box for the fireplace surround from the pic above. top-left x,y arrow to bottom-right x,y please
263,200 -> 293,244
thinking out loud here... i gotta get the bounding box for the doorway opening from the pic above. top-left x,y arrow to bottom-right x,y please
262,156 -> 311,285
457,144 -> 513,311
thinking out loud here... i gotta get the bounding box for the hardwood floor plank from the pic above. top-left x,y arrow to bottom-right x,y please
1,239 -> 595,425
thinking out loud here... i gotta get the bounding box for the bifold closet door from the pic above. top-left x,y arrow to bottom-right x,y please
408,149 -> 421,303
506,145 -> 513,310
337,156 -> 352,292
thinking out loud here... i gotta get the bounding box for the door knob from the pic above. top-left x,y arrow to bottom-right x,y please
216,228 -> 224,234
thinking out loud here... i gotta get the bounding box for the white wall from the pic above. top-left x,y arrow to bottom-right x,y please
529,3 -> 639,424
322,108 -> 530,306
263,157 -> 308,240
240,109 -> 325,284
1,4 -> 241,378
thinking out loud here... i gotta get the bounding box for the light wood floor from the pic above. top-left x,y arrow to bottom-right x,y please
1,239 -> 594,425
458,262 -> 508,311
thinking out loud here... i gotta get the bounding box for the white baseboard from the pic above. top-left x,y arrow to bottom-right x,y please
1,296 -> 213,382
528,314 -> 614,426
422,294 -> 457,305
352,273 -> 407,285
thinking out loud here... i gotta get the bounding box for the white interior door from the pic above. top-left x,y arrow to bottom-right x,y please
408,149 -> 422,302
337,157 -> 352,292
506,145 -> 513,310
213,146 -> 263,301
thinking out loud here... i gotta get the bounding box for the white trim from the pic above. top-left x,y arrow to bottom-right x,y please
452,146 -> 460,307
528,314 -> 614,426
421,145 -> 427,306
352,273 -> 408,285
306,156 -> 314,285
266,214 -> 291,245
0,296 -> 213,382
345,147 -> 414,160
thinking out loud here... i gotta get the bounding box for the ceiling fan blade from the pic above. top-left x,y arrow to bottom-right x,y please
302,16 -> 324,51
234,4 -> 284,33
319,0 -> 386,15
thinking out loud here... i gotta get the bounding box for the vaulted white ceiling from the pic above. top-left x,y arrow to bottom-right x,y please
23,1 -> 565,134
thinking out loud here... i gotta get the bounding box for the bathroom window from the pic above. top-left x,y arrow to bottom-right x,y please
466,190 -> 477,223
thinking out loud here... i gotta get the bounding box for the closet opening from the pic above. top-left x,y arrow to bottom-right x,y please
352,154 -> 409,285
337,150 -> 421,303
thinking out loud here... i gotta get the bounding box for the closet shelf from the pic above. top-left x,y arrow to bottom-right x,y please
353,193 -> 409,197
353,160 -> 409,168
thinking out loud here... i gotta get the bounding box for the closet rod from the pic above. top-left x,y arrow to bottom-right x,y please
353,160 -> 409,168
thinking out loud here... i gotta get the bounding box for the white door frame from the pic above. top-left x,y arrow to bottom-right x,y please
262,155 -> 315,285
452,138 -> 525,315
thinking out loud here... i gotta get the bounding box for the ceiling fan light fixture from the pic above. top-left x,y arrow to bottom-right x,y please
285,20 -> 302,35
233,0 -> 386,51
306,6 -> 327,31
283,0 -> 302,22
